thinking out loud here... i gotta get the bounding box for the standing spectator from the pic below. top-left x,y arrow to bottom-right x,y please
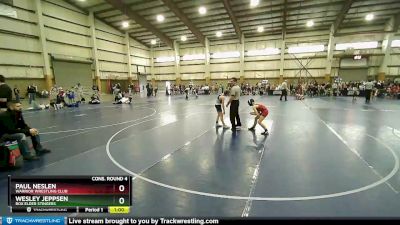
75,83 -> 84,101
146,83 -> 149,97
226,78 -> 242,131
365,80 -> 373,103
280,80 -> 288,101
92,84 -> 99,95
27,83 -> 36,105
0,75 -> 12,111
154,86 -> 158,97
128,83 -> 133,95
13,85 -> 20,102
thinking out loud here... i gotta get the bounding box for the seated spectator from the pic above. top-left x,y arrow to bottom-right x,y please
0,101 -> 51,161
123,91 -> 133,103
52,91 -> 65,110
113,91 -> 123,104
89,93 -> 101,104
66,89 -> 75,104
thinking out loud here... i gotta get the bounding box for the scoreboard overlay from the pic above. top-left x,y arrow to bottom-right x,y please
8,176 -> 132,214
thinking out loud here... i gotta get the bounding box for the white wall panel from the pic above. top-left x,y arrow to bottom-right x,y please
284,69 -> 325,77
181,73 -> 205,80
155,50 -> 174,57
245,40 -> 281,50
0,17 -> 38,36
335,33 -> 384,43
210,58 -> 240,64
45,28 -> 91,47
388,67 -> 400,75
94,19 -> 121,36
180,47 -> 204,55
0,66 -> 43,78
99,71 -> 128,79
98,51 -> 127,63
180,60 -> 205,65
132,57 -> 150,66
244,61 -> 280,70
96,39 -> 125,53
210,43 -> 239,52
246,35 -> 282,43
244,71 -> 279,79
368,56 -> 383,66
388,55 -> 400,66
245,55 -> 281,61
12,8 -> 37,23
210,62 -> 240,72
0,33 -> 41,52
42,1 -> 88,26
99,61 -> 127,72
155,62 -> 175,67
211,72 -> 240,79
0,50 -> 43,66
130,38 -> 148,49
47,42 -> 91,58
368,67 -> 378,76
154,66 -> 174,74
44,16 -> 89,36
13,0 -> 36,11
154,75 -> 175,80
96,30 -> 124,44
130,48 -> 149,58
45,0 -> 86,13
284,58 -> 326,69
180,65 -> 205,73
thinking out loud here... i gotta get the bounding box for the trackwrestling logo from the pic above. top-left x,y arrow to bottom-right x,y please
2,217 -> 64,225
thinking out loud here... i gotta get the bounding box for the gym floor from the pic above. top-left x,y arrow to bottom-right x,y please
0,94 -> 400,217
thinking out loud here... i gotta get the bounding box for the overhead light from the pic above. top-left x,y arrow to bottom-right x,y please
257,26 -> 264,32
157,14 -> 165,22
211,51 -> 240,59
180,35 -> 187,41
182,54 -> 205,61
365,13 -> 374,21
288,45 -> 324,54
77,0 -> 86,2
392,40 -> 400,47
122,21 -> 129,28
199,6 -> 207,15
156,56 -> 175,63
306,20 -> 314,27
247,48 -> 280,56
250,0 -> 260,7
151,39 -> 157,45
335,41 -> 378,50
216,31 -> 222,37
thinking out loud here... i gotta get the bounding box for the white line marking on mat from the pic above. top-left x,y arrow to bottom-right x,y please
74,114 -> 87,117
107,114 -> 399,201
41,107 -> 156,134
242,122 -> 273,216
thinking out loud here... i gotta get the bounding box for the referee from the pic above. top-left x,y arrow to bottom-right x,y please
226,78 -> 242,131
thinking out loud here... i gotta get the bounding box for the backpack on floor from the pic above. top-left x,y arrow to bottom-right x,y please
0,141 -> 24,169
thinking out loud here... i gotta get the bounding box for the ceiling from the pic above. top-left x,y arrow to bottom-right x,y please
67,0 -> 400,48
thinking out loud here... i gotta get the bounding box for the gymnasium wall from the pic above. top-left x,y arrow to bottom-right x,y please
152,28 -> 400,85
0,0 -> 44,96
0,0 -> 150,95
1,0 -> 399,94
